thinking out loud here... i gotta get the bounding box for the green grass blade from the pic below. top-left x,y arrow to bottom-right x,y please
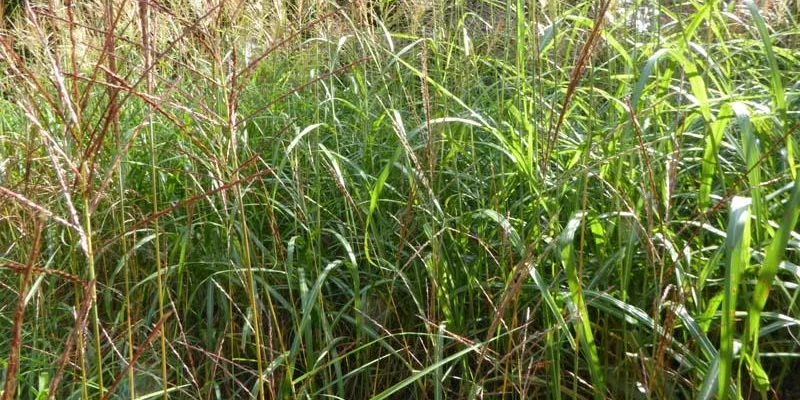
701,104 -> 733,209
527,264 -> 576,349
745,0 -> 793,178
732,102 -> 763,240
698,354 -> 721,400
673,304 -> 716,361
559,212 -> 605,399
631,48 -> 668,111
370,342 -> 482,400
719,196 -> 752,399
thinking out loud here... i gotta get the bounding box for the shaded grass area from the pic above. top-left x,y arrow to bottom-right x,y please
1,0 -> 799,399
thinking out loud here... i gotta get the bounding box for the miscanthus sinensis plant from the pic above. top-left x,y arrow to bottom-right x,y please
0,0 -> 798,398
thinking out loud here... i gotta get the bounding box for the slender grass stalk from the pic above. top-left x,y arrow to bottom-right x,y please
137,1 -> 169,397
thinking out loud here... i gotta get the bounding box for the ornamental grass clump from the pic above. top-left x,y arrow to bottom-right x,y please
0,0 -> 798,398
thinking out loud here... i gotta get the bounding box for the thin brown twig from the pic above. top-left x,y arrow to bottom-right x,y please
2,216 -> 44,400
0,262 -> 82,283
626,98 -> 661,268
0,185 -> 79,231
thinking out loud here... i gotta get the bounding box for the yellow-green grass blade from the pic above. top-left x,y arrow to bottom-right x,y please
719,196 -> 752,399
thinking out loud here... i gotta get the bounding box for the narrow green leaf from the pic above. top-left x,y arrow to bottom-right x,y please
732,102 -> 764,240
719,196 -> 751,399
558,212 -> 605,399
700,104 -> 733,208
370,342 -> 482,400
527,264 -> 576,349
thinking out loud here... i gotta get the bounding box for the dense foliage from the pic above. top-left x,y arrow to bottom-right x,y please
1,0 -> 799,398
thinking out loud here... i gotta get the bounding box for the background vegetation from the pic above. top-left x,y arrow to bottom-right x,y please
1,0 -> 799,398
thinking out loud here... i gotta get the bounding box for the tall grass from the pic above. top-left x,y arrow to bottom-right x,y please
1,0 -> 799,398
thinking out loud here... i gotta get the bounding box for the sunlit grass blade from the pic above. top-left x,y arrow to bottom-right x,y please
719,196 -> 752,399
